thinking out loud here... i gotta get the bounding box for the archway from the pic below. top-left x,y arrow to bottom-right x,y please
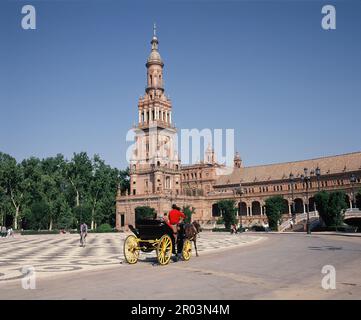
239,202 -> 247,216
212,203 -> 220,217
294,198 -> 304,214
252,201 -> 261,215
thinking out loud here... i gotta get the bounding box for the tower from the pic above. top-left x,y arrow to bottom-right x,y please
234,152 -> 242,168
129,25 -> 181,197
205,144 -> 216,164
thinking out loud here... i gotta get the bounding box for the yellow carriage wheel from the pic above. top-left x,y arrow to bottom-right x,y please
123,235 -> 140,264
182,239 -> 192,261
157,234 -> 173,265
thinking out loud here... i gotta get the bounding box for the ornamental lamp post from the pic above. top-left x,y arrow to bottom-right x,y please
289,173 -> 295,219
234,182 -> 244,215
301,168 -> 311,235
315,166 -> 321,191
350,174 -> 357,210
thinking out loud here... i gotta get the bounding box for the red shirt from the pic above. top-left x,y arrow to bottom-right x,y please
168,209 -> 185,225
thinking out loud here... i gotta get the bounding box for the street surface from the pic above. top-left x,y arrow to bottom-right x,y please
1,232 -> 360,299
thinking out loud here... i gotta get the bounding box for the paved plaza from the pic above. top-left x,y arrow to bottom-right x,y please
0,232 -> 263,283
1,232 -> 361,299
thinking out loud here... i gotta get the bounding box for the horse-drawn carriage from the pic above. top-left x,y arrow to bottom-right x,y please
123,219 -> 194,265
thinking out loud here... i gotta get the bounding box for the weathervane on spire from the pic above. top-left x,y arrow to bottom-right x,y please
153,23 -> 157,37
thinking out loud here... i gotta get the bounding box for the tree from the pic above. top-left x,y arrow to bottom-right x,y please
26,201 -> 51,230
0,151 -> 128,231
40,154 -> 68,230
135,206 -> 156,223
57,198 -> 74,230
0,185 -> 12,226
65,152 -> 92,208
355,189 -> 361,210
88,155 -> 119,229
182,205 -> 195,223
328,191 -> 347,226
265,196 -> 287,230
216,200 -> 237,229
314,191 -> 330,225
0,152 -> 26,229
73,203 -> 92,227
314,191 -> 347,227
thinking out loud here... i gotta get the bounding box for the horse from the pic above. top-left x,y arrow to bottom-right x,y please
183,220 -> 201,257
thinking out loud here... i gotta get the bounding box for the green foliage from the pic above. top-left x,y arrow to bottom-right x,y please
216,200 -> 237,229
26,201 -> 51,230
356,189 -> 361,210
96,223 -> 113,233
0,151 -> 129,230
182,205 -> 195,223
21,230 -> 62,235
57,199 -> 74,230
73,204 -> 92,226
314,191 -> 347,226
265,196 -> 287,230
216,217 -> 224,225
135,206 -> 156,223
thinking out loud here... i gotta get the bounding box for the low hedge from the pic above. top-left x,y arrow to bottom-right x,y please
21,228 -> 118,235
21,230 -> 66,235
312,225 -> 359,232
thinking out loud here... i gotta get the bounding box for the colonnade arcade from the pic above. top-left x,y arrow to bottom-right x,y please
210,191 -> 356,219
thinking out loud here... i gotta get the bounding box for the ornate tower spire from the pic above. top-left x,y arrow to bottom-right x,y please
137,25 -> 173,130
146,24 -> 164,96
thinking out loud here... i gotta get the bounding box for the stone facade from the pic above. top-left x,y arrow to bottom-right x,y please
115,31 -> 361,230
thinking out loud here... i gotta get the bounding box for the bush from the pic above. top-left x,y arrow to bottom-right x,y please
216,217 -> 224,225
182,205 -> 195,223
25,201 -> 51,230
265,196 -> 287,230
314,191 -> 347,227
135,206 -> 156,223
21,230 -> 60,235
216,200 -> 237,229
312,225 -> 358,232
96,223 -> 113,233
355,190 -> 361,210
250,225 -> 266,232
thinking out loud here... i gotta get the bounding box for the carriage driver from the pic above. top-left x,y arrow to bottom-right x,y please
168,204 -> 185,247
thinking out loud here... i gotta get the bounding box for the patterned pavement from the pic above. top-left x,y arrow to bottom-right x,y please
0,232 -> 263,283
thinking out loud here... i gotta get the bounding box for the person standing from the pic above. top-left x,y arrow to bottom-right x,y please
79,222 -> 88,247
168,204 -> 185,260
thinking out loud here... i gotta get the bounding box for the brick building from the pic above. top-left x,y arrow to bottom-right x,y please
115,30 -> 361,230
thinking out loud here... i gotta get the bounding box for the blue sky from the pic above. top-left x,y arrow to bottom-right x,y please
1,0 -> 360,169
